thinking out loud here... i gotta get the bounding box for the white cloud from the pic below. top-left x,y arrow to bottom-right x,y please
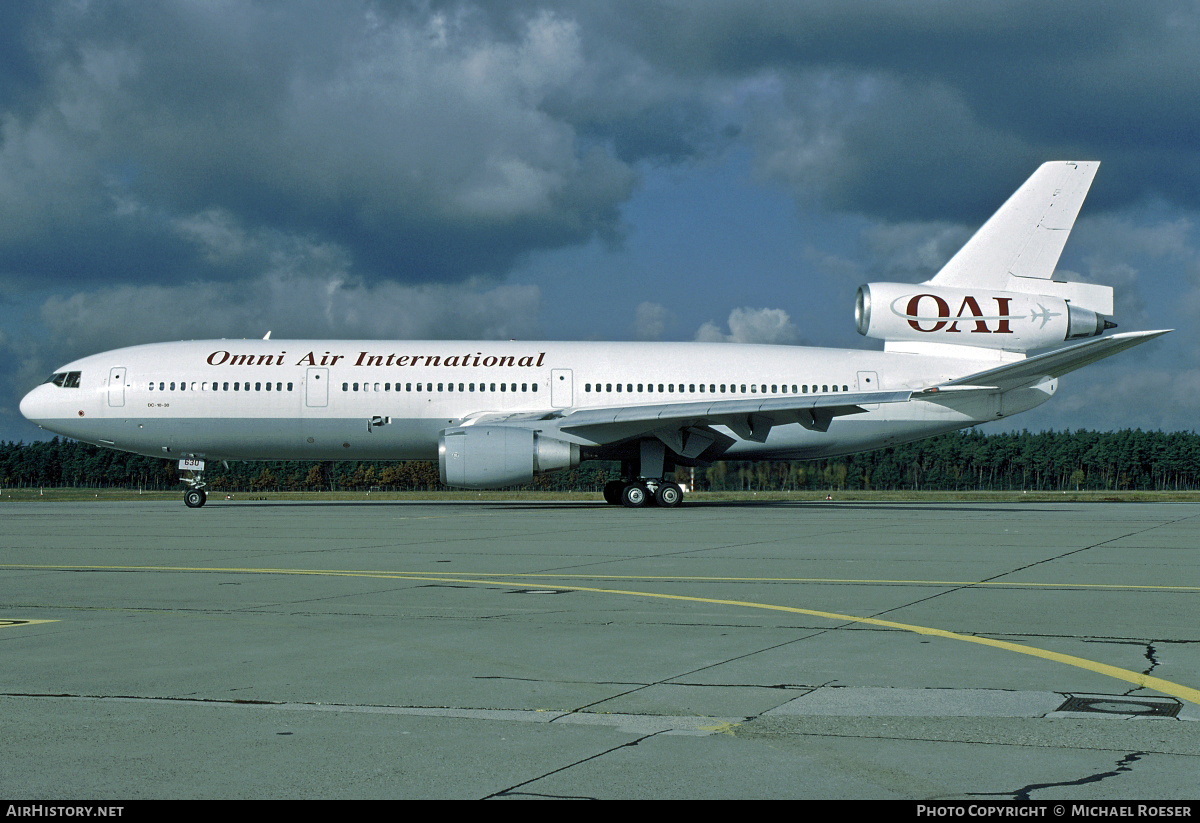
695,307 -> 800,345
633,301 -> 672,340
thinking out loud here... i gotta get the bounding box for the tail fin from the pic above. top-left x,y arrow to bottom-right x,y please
855,161 -> 1118,356
930,161 -> 1111,315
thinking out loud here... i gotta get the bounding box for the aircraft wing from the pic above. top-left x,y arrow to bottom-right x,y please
921,329 -> 1172,395
468,388 -> 914,451
460,329 -> 1167,455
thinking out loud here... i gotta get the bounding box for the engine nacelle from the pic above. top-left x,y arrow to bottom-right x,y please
855,283 -> 1111,351
439,426 -> 580,489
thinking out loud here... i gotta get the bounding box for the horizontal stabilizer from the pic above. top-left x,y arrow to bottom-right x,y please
934,329 -> 1171,393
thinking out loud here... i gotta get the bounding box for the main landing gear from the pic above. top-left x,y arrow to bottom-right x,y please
601,439 -> 688,508
602,478 -> 684,508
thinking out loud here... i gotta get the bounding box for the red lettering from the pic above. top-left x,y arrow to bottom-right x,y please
993,297 -> 1013,333
906,294 -> 950,332
948,295 -> 989,334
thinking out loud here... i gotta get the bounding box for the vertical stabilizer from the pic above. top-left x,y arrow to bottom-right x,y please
930,161 -> 1101,299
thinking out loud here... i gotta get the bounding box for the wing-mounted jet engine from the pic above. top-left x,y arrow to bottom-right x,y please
439,426 -> 580,489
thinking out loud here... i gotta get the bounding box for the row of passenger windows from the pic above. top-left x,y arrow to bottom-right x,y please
148,381 -> 294,392
344,381 -> 538,393
584,382 -> 850,394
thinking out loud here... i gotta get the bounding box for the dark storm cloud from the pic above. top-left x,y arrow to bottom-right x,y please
5,0 -> 1197,292
590,0 -> 1200,220
0,1 -> 638,286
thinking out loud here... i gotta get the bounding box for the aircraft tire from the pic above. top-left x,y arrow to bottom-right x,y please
654,482 -> 683,508
620,483 -> 648,508
184,489 -> 206,509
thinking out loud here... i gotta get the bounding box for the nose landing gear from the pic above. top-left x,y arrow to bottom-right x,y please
181,465 -> 208,508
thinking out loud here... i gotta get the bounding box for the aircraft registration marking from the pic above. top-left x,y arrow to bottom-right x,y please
3,563 -> 1197,705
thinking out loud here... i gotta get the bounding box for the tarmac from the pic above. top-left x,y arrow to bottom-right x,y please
1,498 -> 1198,799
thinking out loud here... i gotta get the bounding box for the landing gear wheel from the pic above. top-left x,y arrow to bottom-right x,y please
621,483 -> 649,508
603,480 -> 625,505
184,488 -> 207,508
654,482 -> 683,508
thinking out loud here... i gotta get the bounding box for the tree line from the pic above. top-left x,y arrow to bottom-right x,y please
3,428 -> 1200,493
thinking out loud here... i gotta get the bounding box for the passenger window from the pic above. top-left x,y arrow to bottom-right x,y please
439,383 -> 445,392
822,385 -> 828,392
287,383 -> 293,391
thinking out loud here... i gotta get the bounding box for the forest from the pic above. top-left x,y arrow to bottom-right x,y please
3,428 -> 1200,493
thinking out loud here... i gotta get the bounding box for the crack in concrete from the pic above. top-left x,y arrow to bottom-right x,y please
969,751 -> 1146,801
483,730 -> 666,800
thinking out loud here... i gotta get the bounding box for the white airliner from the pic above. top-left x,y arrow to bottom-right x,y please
20,161 -> 1169,508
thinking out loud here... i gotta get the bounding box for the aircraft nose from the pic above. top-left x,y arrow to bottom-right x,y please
19,384 -> 52,424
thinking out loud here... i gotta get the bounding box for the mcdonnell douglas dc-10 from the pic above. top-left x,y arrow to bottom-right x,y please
20,162 -> 1169,508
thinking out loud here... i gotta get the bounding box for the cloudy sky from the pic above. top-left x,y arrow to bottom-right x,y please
2,0 -> 1198,442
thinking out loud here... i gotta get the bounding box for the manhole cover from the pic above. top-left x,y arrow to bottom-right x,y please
1057,694 -> 1180,717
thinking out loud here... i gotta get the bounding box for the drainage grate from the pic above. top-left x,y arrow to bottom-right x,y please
1056,694 -> 1181,718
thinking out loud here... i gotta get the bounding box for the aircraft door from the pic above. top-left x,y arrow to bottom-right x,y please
551,369 -> 573,408
107,367 -> 126,407
306,368 -> 329,407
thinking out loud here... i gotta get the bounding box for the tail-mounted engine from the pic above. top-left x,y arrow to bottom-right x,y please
855,283 -> 1114,351
439,426 -> 580,489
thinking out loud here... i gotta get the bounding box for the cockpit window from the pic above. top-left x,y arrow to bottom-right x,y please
46,371 -> 82,388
